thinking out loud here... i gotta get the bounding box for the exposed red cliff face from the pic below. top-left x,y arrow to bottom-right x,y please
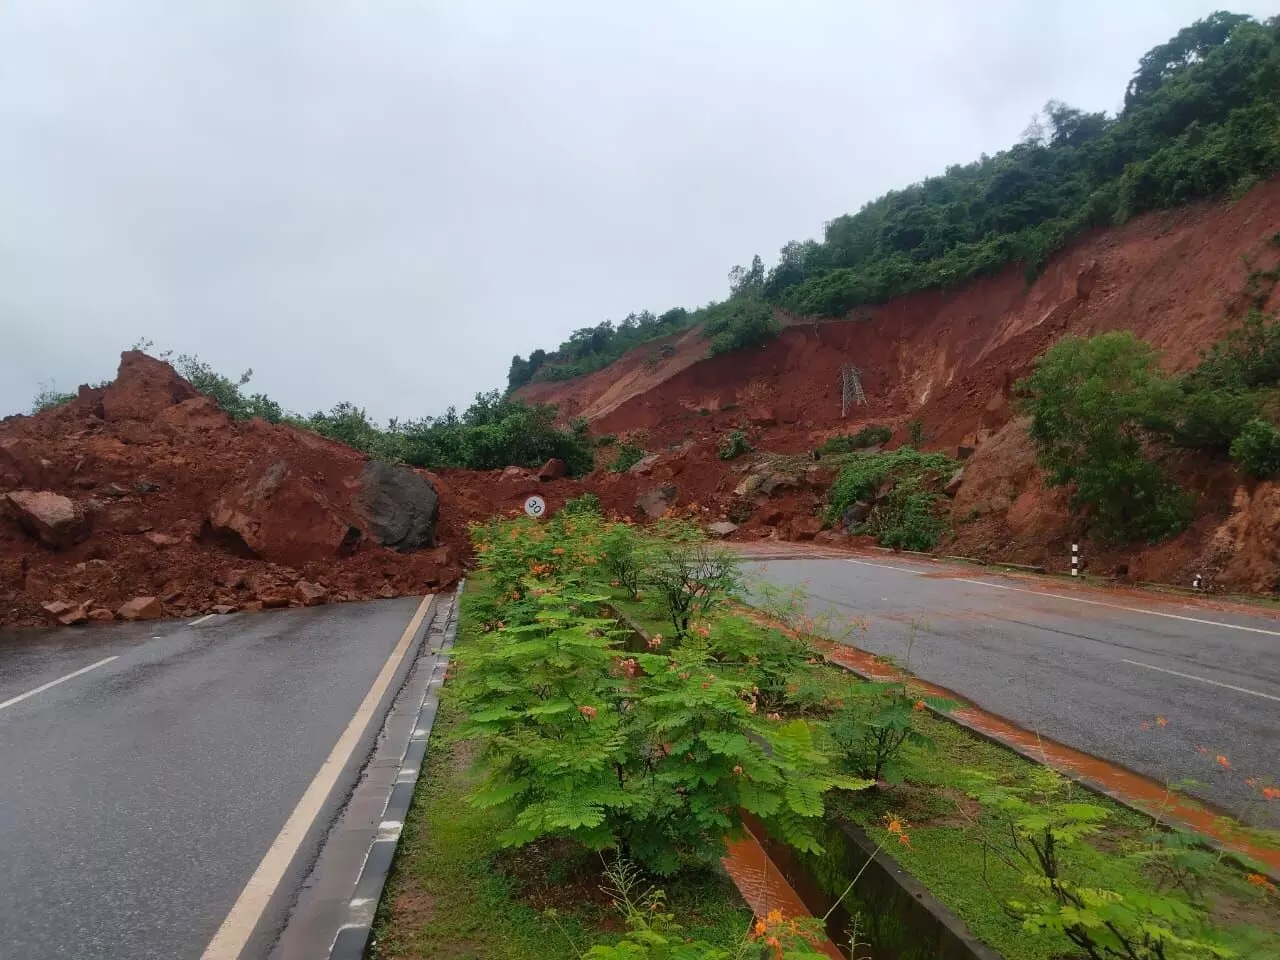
514,180 -> 1280,591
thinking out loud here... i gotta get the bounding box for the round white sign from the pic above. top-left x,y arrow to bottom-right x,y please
523,495 -> 547,518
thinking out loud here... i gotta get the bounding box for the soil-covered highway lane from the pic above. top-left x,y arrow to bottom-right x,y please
745,551 -> 1280,825
0,596 -> 433,960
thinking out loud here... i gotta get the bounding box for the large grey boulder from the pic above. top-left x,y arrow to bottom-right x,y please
356,462 -> 439,552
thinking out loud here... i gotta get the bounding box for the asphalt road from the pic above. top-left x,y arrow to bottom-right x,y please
745,553 -> 1280,824
0,597 -> 430,960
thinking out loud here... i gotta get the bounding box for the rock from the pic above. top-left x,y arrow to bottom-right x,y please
537,458 -> 567,481
815,530 -> 847,544
87,608 -> 115,622
295,581 -> 329,606
635,485 -> 677,519
100,350 -> 199,421
842,502 -> 872,529
144,531 -> 182,548
135,480 -> 161,494
158,396 -> 231,433
758,473 -> 795,496
956,445 -> 976,461
707,521 -> 739,537
242,600 -> 265,613
259,593 -> 292,609
627,453 -> 662,476
221,569 -> 248,590
377,583 -> 397,599
758,507 -> 784,526
117,596 -> 162,621
734,474 -> 765,497
211,604 -> 237,615
209,460 -> 364,564
4,491 -> 91,549
356,461 -> 439,552
58,604 -> 90,626
42,600 -> 74,618
501,466 -> 527,479
101,482 -> 130,498
1076,260 -> 1100,299
746,406 -> 777,427
944,468 -> 965,498
790,516 -> 824,541
0,438 -> 46,489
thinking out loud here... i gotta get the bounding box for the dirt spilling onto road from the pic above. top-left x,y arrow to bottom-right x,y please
0,353 -> 517,627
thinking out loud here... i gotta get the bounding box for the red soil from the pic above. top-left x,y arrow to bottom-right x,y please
517,179 -> 1280,591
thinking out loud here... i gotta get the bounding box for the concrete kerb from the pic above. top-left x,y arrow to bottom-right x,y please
326,581 -> 464,960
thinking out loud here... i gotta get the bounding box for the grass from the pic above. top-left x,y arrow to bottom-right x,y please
607,587 -> 1280,960
370,579 -> 750,960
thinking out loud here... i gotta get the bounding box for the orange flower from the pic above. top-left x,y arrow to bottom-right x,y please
883,813 -> 905,835
1216,755 -> 1232,769
898,832 -> 911,846
578,705 -> 597,720
1246,873 -> 1277,893
913,699 -> 926,712
733,765 -> 743,776
1263,786 -> 1280,801
1156,715 -> 1168,727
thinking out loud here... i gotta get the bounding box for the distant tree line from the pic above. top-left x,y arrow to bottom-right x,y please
508,12 -> 1280,389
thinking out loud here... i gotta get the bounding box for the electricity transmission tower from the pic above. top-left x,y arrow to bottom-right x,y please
840,365 -> 866,417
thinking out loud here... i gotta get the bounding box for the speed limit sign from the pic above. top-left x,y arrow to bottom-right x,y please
524,495 -> 547,518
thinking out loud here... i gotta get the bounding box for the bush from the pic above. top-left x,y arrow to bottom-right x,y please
716,429 -> 753,461
644,538 -> 741,638
907,419 -> 926,446
700,299 -> 781,356
561,493 -> 602,516
1154,386 -> 1261,449
1230,418 -> 1280,478
818,424 -> 892,455
609,441 -> 647,473
866,478 -> 950,551
29,383 -> 76,414
1019,333 -> 1192,542
825,448 -> 958,523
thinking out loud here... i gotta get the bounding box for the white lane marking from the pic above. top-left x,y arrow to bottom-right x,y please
1121,658 -> 1280,702
0,657 -> 119,712
189,614 -> 216,626
952,577 -> 1280,637
199,594 -> 435,960
844,558 -> 928,575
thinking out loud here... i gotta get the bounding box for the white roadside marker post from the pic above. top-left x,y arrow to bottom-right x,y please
1071,543 -> 1080,578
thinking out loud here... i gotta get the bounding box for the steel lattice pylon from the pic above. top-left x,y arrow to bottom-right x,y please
840,364 -> 866,417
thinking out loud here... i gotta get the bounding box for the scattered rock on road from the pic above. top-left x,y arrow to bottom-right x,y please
294,581 -> 328,606
118,596 -> 162,621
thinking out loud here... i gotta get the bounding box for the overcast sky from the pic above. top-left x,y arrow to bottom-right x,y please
1,1 -> 1274,421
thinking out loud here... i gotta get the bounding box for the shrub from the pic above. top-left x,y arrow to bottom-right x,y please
866,478 -> 949,551
818,424 -> 892,455
561,493 -> 602,516
1155,386 -> 1261,449
1230,418 -> 1280,478
830,681 -> 954,782
599,522 -> 647,599
1018,333 -> 1191,542
644,538 -> 741,638
716,429 -> 753,461
29,383 -> 76,414
701,299 -> 781,356
824,448 -> 958,523
609,441 -> 647,473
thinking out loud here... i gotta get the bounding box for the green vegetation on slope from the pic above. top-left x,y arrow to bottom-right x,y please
1019,302 -> 1280,542
508,12 -> 1280,388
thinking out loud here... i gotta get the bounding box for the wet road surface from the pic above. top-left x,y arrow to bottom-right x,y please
0,597 -> 430,960
745,553 -> 1280,824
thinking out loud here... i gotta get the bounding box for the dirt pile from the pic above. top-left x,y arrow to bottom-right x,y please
516,180 -> 1280,591
0,352 -> 480,627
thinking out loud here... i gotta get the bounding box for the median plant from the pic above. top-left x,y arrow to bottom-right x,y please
645,537 -> 741,639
